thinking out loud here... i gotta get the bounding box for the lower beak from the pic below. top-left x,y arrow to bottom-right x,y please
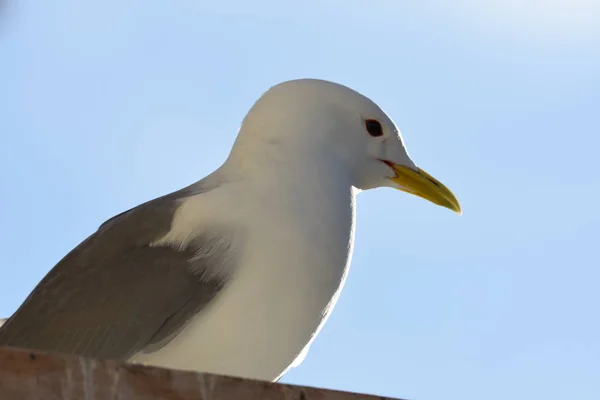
385,161 -> 462,214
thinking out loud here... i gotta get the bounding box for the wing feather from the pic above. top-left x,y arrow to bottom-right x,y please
0,187 -> 233,360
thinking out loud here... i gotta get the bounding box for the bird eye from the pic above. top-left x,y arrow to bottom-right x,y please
365,119 -> 383,137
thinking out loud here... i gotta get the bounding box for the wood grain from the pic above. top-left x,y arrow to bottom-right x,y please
0,347 -> 403,400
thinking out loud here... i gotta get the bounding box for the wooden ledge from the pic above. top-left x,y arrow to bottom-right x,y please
0,347 -> 402,400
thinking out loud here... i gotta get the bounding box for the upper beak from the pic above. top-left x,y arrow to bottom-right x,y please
383,160 -> 462,214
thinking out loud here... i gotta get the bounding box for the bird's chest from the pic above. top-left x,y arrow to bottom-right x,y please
210,186 -> 354,372
134,183 -> 356,380
211,194 -> 355,376
244,197 -> 354,311
239,189 -> 355,326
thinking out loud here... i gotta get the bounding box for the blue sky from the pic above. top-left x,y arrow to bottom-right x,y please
1,1 -> 599,399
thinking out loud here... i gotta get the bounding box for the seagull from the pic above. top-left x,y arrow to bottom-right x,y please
0,79 -> 460,381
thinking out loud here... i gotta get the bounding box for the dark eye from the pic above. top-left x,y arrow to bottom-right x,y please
365,119 -> 383,137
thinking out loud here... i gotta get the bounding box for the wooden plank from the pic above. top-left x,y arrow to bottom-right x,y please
0,347 -> 402,400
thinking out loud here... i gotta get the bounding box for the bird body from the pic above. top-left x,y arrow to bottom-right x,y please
132,160 -> 356,380
0,79 -> 460,381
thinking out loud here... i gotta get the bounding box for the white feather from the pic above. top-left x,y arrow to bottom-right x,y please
131,79 -> 415,381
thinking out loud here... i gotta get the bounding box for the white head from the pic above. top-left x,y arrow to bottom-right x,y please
226,79 -> 460,213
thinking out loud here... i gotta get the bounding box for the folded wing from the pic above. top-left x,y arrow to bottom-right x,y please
0,187 -> 233,360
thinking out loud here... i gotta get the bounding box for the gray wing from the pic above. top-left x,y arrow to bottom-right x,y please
0,187 -> 233,360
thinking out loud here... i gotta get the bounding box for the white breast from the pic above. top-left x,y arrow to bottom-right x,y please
130,178 -> 356,381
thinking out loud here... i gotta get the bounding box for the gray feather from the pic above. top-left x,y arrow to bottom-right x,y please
0,184 -> 234,360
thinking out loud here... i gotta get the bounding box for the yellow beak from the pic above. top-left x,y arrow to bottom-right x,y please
387,162 -> 462,214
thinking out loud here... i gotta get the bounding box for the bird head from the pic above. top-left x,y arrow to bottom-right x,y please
230,79 -> 461,214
